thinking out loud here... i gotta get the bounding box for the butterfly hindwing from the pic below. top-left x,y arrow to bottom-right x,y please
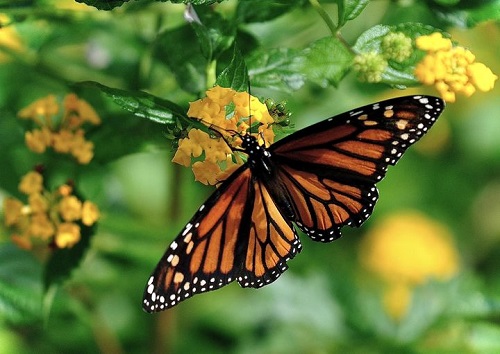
143,168 -> 302,312
238,178 -> 301,288
271,95 -> 444,241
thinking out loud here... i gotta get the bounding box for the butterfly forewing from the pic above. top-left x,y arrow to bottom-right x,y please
271,95 -> 444,241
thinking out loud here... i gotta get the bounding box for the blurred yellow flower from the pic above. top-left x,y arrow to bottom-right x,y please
359,211 -> 459,320
28,193 -> 49,213
59,196 -> 82,221
25,127 -> 52,153
82,201 -> 99,226
178,86 -> 276,185
55,222 -> 81,248
0,14 -> 25,63
3,171 -> 99,250
18,93 -> 100,164
29,213 -> 55,240
3,198 -> 23,226
415,32 -> 497,102
19,171 -> 43,195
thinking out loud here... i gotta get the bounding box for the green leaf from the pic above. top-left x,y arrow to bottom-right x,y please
189,6 -> 236,61
44,222 -> 95,288
74,0 -> 130,10
302,36 -> 354,87
155,24 -> 207,94
0,243 -> 43,323
337,0 -> 370,27
74,81 -> 187,125
247,48 -> 306,92
216,45 -> 249,92
236,0 -> 306,23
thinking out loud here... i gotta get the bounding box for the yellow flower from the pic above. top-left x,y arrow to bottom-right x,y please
19,171 -> 43,195
467,62 -> 497,92
82,201 -> 99,226
18,93 -> 100,164
179,86 -> 276,185
28,193 -> 49,213
29,213 -> 55,240
25,127 -> 52,153
52,129 -> 74,153
59,195 -> 82,221
71,130 -> 94,164
359,211 -> 459,320
64,93 -> 101,127
55,222 -> 81,248
415,32 -> 497,102
3,198 -> 24,226
415,32 -> 452,52
0,14 -> 25,63
18,95 -> 59,125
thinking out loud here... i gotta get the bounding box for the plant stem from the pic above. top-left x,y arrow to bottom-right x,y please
309,0 -> 338,36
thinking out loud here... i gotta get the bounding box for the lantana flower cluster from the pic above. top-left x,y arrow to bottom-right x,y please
18,93 -> 101,164
173,86 -> 275,185
359,211 -> 459,321
415,32 -> 497,102
3,170 -> 99,250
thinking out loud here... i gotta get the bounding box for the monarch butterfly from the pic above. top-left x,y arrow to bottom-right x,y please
143,95 -> 445,312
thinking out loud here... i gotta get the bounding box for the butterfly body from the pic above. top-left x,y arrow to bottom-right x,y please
143,95 -> 444,312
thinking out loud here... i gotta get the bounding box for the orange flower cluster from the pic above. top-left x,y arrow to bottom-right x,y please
3,170 -> 100,250
173,86 -> 275,185
18,94 -> 101,164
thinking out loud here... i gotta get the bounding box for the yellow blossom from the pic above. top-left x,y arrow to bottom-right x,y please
0,14 -> 25,63
71,130 -> 94,164
359,211 -> 459,319
28,193 -> 49,213
82,201 -> 99,226
29,213 -> 55,240
59,195 -> 82,221
415,32 -> 497,102
18,95 -> 59,124
58,184 -> 73,197
18,93 -> 100,164
3,198 -> 23,226
179,86 -> 276,185
415,32 -> 452,52
25,127 -> 52,153
19,171 -> 43,195
52,129 -> 74,153
55,222 -> 81,248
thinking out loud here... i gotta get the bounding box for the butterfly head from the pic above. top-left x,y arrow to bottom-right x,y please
241,133 -> 273,174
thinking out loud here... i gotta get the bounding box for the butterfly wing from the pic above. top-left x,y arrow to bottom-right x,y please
143,166 -> 301,312
270,95 -> 445,242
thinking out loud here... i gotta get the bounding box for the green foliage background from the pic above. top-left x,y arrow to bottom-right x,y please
1,0 -> 500,353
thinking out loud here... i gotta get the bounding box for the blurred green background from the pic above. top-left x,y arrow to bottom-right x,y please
1,0 -> 500,353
